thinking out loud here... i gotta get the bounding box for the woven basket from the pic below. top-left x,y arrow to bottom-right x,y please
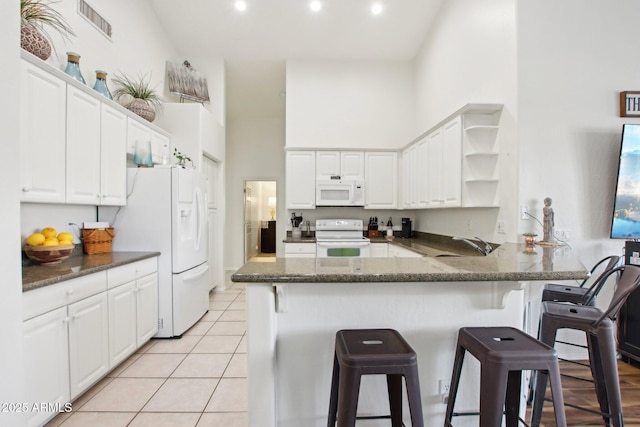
21,23 -> 52,61
126,98 -> 156,122
82,228 -> 115,255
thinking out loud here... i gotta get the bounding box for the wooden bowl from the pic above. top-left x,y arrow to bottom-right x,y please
24,244 -> 75,265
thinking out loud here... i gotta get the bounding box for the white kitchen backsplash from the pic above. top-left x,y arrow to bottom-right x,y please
286,207 -> 414,231
20,203 -> 95,244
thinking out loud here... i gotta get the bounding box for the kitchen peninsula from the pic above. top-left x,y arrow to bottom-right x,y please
231,242 -> 588,427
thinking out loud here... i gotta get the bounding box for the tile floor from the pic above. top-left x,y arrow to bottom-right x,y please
46,277 -> 248,427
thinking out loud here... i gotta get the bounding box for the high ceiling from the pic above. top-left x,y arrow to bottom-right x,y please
150,0 -> 444,119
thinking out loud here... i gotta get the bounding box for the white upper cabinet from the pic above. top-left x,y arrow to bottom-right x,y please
100,104 -> 127,205
20,52 -> 167,206
402,145 -> 418,209
340,152 -> 365,181
442,116 -> 462,207
20,59 -> 66,203
286,151 -> 316,209
316,151 -> 364,181
316,151 -> 340,180
427,127 -> 444,207
364,152 -> 397,209
66,86 -> 102,204
66,87 -> 127,206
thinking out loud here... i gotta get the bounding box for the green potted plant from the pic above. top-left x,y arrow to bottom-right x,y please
173,148 -> 193,169
20,0 -> 75,61
111,73 -> 162,122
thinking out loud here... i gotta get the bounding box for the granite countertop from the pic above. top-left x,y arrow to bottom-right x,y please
23,251 -> 160,292
284,233 -> 481,257
231,242 -> 588,283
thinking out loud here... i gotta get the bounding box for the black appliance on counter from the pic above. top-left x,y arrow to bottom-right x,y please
401,218 -> 412,238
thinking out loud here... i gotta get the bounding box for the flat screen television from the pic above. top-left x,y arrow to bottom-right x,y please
611,124 -> 640,239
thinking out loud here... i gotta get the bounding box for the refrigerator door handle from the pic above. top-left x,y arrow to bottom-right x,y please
183,264 -> 209,282
194,187 -> 203,252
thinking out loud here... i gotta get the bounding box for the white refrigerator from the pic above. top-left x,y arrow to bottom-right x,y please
99,166 -> 209,337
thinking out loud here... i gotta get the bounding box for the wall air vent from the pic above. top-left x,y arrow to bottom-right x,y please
78,0 -> 112,39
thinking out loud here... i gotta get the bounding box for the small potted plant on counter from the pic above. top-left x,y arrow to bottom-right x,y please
111,72 -> 162,122
523,232 -> 537,246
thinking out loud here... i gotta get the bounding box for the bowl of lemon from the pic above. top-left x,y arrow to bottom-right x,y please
23,227 -> 75,265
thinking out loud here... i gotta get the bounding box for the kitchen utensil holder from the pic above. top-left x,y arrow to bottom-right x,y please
81,228 -> 114,254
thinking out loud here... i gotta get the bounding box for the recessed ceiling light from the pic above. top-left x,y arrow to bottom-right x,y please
234,0 -> 247,12
310,1 -> 322,12
371,3 -> 383,15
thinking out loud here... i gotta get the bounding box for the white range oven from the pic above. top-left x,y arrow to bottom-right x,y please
315,219 -> 371,258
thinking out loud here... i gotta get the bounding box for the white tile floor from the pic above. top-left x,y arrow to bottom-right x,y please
46,278 -> 248,427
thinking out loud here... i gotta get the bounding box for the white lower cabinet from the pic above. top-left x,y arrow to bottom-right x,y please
284,243 -> 316,258
68,292 -> 109,399
107,260 -> 159,367
136,272 -> 159,346
23,257 -> 158,426
107,281 -> 137,368
23,306 -> 70,427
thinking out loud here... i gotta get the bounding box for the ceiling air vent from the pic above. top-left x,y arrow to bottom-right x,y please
78,0 -> 112,39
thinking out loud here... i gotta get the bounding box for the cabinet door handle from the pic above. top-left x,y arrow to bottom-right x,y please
62,317 -> 69,325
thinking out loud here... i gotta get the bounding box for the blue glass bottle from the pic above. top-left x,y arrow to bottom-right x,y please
64,52 -> 86,84
93,70 -> 112,100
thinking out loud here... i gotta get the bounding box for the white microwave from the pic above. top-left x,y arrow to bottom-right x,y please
316,179 -> 365,206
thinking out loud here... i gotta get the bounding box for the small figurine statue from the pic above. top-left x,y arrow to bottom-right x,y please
542,197 -> 555,243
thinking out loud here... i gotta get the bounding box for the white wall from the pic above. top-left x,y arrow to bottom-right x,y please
43,0 -> 180,106
286,60 -> 415,149
225,118 -> 285,270
2,1 -> 25,425
517,0 -> 640,266
412,0 -> 518,243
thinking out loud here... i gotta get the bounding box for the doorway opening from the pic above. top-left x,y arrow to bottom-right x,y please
243,180 -> 277,263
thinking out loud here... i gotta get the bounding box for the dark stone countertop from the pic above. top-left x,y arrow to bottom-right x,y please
232,242 -> 588,283
23,251 -> 160,292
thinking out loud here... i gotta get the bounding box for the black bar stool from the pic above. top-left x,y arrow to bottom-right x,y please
542,255 -> 621,305
327,329 -> 424,427
531,265 -> 640,427
444,326 -> 566,427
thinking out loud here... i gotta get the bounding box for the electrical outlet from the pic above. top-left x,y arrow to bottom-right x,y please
521,205 -> 530,220
439,379 -> 450,404
497,221 -> 506,234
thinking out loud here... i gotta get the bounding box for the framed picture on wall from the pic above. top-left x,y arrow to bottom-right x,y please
166,60 -> 210,104
620,91 -> 640,117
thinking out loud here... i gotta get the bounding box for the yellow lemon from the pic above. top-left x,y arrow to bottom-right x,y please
26,233 -> 46,246
41,227 -> 57,238
57,232 -> 74,242
42,239 -> 59,246
58,239 -> 73,246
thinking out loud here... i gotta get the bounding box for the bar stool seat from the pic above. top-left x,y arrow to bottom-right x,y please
327,329 -> 424,427
531,265 -> 640,427
541,255 -> 620,305
444,326 -> 566,427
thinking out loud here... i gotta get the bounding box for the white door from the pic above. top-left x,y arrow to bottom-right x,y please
68,292 -> 109,399
66,85 -> 101,204
108,281 -> 137,368
20,59 -> 66,203
172,168 -> 208,273
100,104 -> 127,206
137,272 -> 159,346
286,151 -> 316,209
172,263 -> 209,336
23,306 -> 70,427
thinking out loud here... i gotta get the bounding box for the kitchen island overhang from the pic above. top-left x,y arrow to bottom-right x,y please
232,243 -> 588,427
